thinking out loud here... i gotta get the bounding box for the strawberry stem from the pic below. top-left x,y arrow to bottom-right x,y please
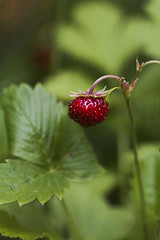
89,75 -> 123,95
124,95 -> 149,240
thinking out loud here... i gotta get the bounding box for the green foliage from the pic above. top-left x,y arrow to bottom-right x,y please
46,0 -> 160,141
0,1 -> 160,239
0,174 -> 135,240
55,0 -> 160,73
0,210 -> 50,240
0,84 -> 103,205
0,108 -> 8,161
51,174 -> 135,240
56,2 -> 142,74
133,65 -> 160,139
45,70 -> 93,101
131,144 -> 160,217
0,200 -> 62,240
126,144 -> 160,238
0,53 -> 35,91
143,0 -> 160,58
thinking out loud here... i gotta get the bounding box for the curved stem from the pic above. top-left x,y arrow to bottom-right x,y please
133,60 -> 160,85
61,199 -> 85,240
89,75 -> 122,95
124,96 -> 149,240
142,60 -> 160,68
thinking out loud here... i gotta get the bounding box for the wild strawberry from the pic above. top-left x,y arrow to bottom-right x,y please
69,96 -> 109,127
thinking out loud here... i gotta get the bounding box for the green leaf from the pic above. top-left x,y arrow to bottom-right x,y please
0,200 -> 63,240
56,2 -> 142,74
51,175 -> 135,240
44,70 -> 93,101
2,84 -> 62,167
0,84 -> 103,205
129,144 -> 160,216
143,0 -> 160,58
126,0 -> 160,59
0,160 -> 69,205
132,65 -> 160,139
0,210 -> 51,240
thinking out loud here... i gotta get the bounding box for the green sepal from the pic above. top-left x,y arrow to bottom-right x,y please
105,86 -> 121,101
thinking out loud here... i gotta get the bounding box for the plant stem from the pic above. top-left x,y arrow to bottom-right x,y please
124,96 -> 149,240
133,60 -> 160,85
142,60 -> 160,68
89,75 -> 122,94
61,199 -> 84,240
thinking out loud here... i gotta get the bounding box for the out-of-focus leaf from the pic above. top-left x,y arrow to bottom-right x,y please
0,107 -> 8,161
56,2 -> 142,74
146,0 -> 160,21
132,65 -> 160,139
51,175 -> 135,240
0,52 -> 36,91
127,0 -> 160,59
44,70 -> 93,101
0,210 -> 51,240
0,211 -> 50,240
126,144 -> 160,239
129,144 -> 160,216
0,84 -> 103,205
0,200 -> 63,240
143,0 -> 160,58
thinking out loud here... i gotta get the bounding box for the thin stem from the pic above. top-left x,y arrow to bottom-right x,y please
61,199 -> 84,240
124,96 -> 149,240
133,60 -> 160,85
142,60 -> 160,68
89,75 -> 122,95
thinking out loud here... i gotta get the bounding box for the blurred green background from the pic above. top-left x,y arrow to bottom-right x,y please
1,0 -> 159,169
0,0 -> 160,239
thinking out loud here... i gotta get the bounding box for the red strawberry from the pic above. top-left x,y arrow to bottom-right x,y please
69,96 -> 109,127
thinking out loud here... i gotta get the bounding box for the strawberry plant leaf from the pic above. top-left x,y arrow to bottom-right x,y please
0,160 -> 69,205
0,84 -> 103,205
2,84 -> 62,167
